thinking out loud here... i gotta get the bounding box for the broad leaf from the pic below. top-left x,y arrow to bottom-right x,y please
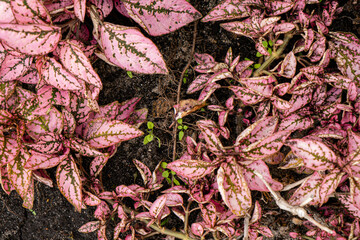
83,118 -> 144,148
0,165 -> 15,194
10,0 -> 51,24
0,51 -> 33,82
318,171 -> 344,206
79,221 -> 100,233
74,0 -> 86,22
202,0 -> 250,22
0,132 -> 20,166
278,114 -> 313,132
286,139 -> 337,170
279,51 -> 296,78
90,0 -> 113,17
56,155 -> 82,212
122,0 -> 201,36
64,138 -> 103,157
217,161 -> 251,216
150,194 -> 167,219
167,159 -> 216,180
0,23 -> 61,55
90,154 -> 110,177
26,133 -> 63,154
288,172 -> 323,206
229,86 -> 265,105
133,159 -> 152,187
99,22 -> 168,74
25,149 -> 68,170
197,121 -> 224,155
0,0 -> 15,23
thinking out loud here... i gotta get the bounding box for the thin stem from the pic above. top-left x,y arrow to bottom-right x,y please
50,5 -> 74,15
253,33 -> 294,77
184,200 -> 192,235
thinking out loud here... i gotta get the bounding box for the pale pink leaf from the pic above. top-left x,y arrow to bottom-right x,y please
197,121 -> 224,155
32,169 -> 53,187
271,96 -> 292,110
278,114 -> 313,132
79,221 -> 100,233
17,66 -> 39,84
10,0 -> 51,24
338,194 -> 360,219
187,74 -> 210,94
318,171 -> 344,206
229,86 -> 265,105
0,132 -> 20,166
191,223 -> 204,236
0,0 -> 15,23
37,85 -> 70,111
116,97 -> 141,121
90,0 -> 113,17
165,193 -> 183,207
99,22 -> 168,74
279,51 -> 296,78
115,185 -> 139,200
217,161 -> 251,216
0,51 -> 33,82
350,177 -> 360,209
150,195 -> 167,218
59,41 -> 102,88
243,160 -> 283,191
90,154 -> 110,177
167,159 -> 216,180
7,148 -> 32,201
240,76 -> 275,97
0,165 -> 15,194
273,22 -> 295,35
288,172 -> 323,206
122,0 -> 201,36
94,201 -> 110,220
26,107 -> 63,139
285,139 -> 337,171
0,109 -> 14,125
56,155 -> 82,212
74,0 -> 86,22
26,133 -> 63,154
65,93 -> 93,124
221,21 -> 258,39
62,108 -> 76,136
200,203 -> 216,227
266,1 -> 294,16
0,24 -> 61,55
202,0 -> 250,22
133,159 -> 152,186
64,138 -> 103,157
83,118 -> 144,148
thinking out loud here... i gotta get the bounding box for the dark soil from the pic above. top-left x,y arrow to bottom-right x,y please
1,1 -> 360,240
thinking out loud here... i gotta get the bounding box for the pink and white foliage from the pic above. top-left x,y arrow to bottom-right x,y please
0,0 -> 15,23
122,0 -> 201,36
202,0 -> 250,22
10,0 -> 51,24
98,22 -> 168,74
167,159 -> 216,180
0,51 -> 33,82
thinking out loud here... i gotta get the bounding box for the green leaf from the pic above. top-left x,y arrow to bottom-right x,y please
268,40 -> 273,47
179,131 -> 184,141
177,118 -> 183,124
173,178 -> 180,186
267,48 -> 272,55
254,63 -> 261,69
178,125 -> 183,130
161,162 -> 168,168
183,125 -> 188,130
147,121 -> 154,129
127,71 -> 133,78
262,41 -> 268,48
162,171 -> 170,178
256,52 -> 263,57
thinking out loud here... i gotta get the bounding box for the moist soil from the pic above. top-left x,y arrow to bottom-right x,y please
1,1 -> 360,239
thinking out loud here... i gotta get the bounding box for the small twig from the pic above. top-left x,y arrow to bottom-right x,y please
253,170 -> 335,235
243,214 -> 250,240
172,21 -> 198,162
50,5 -> 74,15
281,175 -> 311,192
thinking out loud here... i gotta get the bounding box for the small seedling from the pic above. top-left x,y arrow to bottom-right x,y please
161,162 -> 180,186
177,118 -> 188,141
126,71 -> 133,78
183,69 -> 189,84
143,121 -> 161,147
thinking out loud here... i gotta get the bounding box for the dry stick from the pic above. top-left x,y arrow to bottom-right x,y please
252,171 -> 335,235
172,21 -> 198,163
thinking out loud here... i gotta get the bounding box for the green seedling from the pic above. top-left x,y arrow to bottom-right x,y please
161,162 -> 180,186
126,71 -> 133,78
143,121 -> 161,147
182,69 -> 189,84
177,118 -> 188,141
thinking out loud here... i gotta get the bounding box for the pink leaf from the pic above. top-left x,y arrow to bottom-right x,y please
74,0 -> 86,22
286,139 -> 337,171
0,109 -> 14,125
90,0 -> 113,17
338,194 -> 360,219
150,195 -> 167,219
229,86 -> 265,105
26,133 -> 63,154
278,114 -> 313,132
0,165 -> 15,194
66,93 -> 93,124
273,23 -> 295,35
217,161 -> 251,216
187,74 -> 210,94
59,41 -> 102,88
279,51 -> 296,78
288,172 -> 323,206
122,0 -> 201,36
133,159 -> 152,187
83,118 -> 144,148
94,201 -> 110,220
116,97 -> 141,121
0,132 -> 20,166
0,1 -> 15,23
25,149 -> 68,170
265,1 -> 294,16
243,160 -> 283,191
56,155 -> 82,212
240,76 -> 275,98
90,154 -> 110,177
62,108 -> 76,136
202,0 -> 250,22
191,222 -> 204,236
79,221 -> 100,233
318,171 -> 344,206
167,159 -> 216,180
37,85 -> 70,111
0,51 -> 33,82
221,21 -> 258,39
39,57 -> 82,91
10,0 -> 51,24
115,185 -> 139,200
165,193 -> 183,207
64,138 -> 103,157
0,23 -> 61,55
99,22 -> 168,74
197,121 -> 224,155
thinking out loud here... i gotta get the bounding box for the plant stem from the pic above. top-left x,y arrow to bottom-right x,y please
253,33 -> 294,77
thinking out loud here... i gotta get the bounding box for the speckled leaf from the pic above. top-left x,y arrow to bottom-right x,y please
240,76 -> 275,98
90,154 -> 109,177
242,130 -> 291,159
285,139 -> 337,170
62,108 -> 76,136
59,41 -> 102,88
0,23 -> 60,55
330,32 -> 360,86
283,93 -> 312,116
99,22 -> 168,74
197,121 -> 224,155
8,148 -> 32,202
116,97 -> 141,121
273,22 -> 295,35
221,21 -> 257,39
187,74 -> 210,94
319,171 -> 344,206
271,96 -> 291,110
279,51 -> 296,78
74,0 -> 86,22
0,165 -> 15,194
83,118 -> 143,148
217,161 -> 251,216
338,194 -> 360,219
301,66 -> 323,84
0,132 -> 20,166
65,93 -> 93,124
167,159 -> 216,180
0,51 -> 33,82
56,155 -> 82,212
122,0 -> 201,36
17,66 -> 39,84
0,0 -> 15,23
149,194 -> 167,219
36,84 -> 69,114
64,138 -> 103,157
278,114 -> 313,132
115,185 -> 139,200
133,159 -> 152,186
32,169 -> 53,187
10,0 -> 51,24
0,109 -> 13,125
202,0 -> 250,22
198,82 -> 221,102
265,1 -> 294,16
79,221 -> 100,233
350,177 -> 360,209
90,0 -> 113,17
229,86 -> 265,105
288,172 -> 323,206
26,133 -> 63,154
25,150 -> 69,170
39,57 -> 81,91
243,160 -> 283,191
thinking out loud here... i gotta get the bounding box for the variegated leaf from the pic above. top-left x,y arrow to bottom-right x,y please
115,185 -> 139,200
116,97 -> 141,121
39,57 -> 81,91
197,121 -> 224,155
10,0 -> 51,24
65,93 -> 93,124
279,51 -> 296,78
167,159 -> 216,180
25,149 -> 68,170
56,155 -> 82,212
150,194 -> 167,219
59,41 -> 102,88
0,132 -> 20,166
122,0 -> 201,36
78,221 -> 100,233
133,159 -> 152,186
217,161 -> 251,216
0,51 -> 33,82
330,32 -> 360,86
0,109 -> 13,125
285,139 -> 337,171
0,23 -> 61,55
278,114 -> 313,132
90,154 -> 110,177
0,165 -> 15,194
229,86 -> 265,105
240,76 -> 275,98
0,0 -> 15,23
318,171 -> 344,206
338,194 -> 360,219
64,137 -> 103,157
99,22 -> 168,74
62,108 -> 76,136
90,0 -> 113,17
221,21 -> 258,39
83,118 -> 143,148
350,177 -> 360,209
288,172 -> 323,206
202,0 -> 250,22
265,1 -> 293,16
26,133 -> 63,154
7,148 -> 32,202
74,0 -> 86,22
187,74 -> 210,94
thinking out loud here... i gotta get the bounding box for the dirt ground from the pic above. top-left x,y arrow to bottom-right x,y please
1,1 -> 360,239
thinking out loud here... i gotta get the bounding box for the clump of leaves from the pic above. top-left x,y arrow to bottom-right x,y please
143,121 -> 161,147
